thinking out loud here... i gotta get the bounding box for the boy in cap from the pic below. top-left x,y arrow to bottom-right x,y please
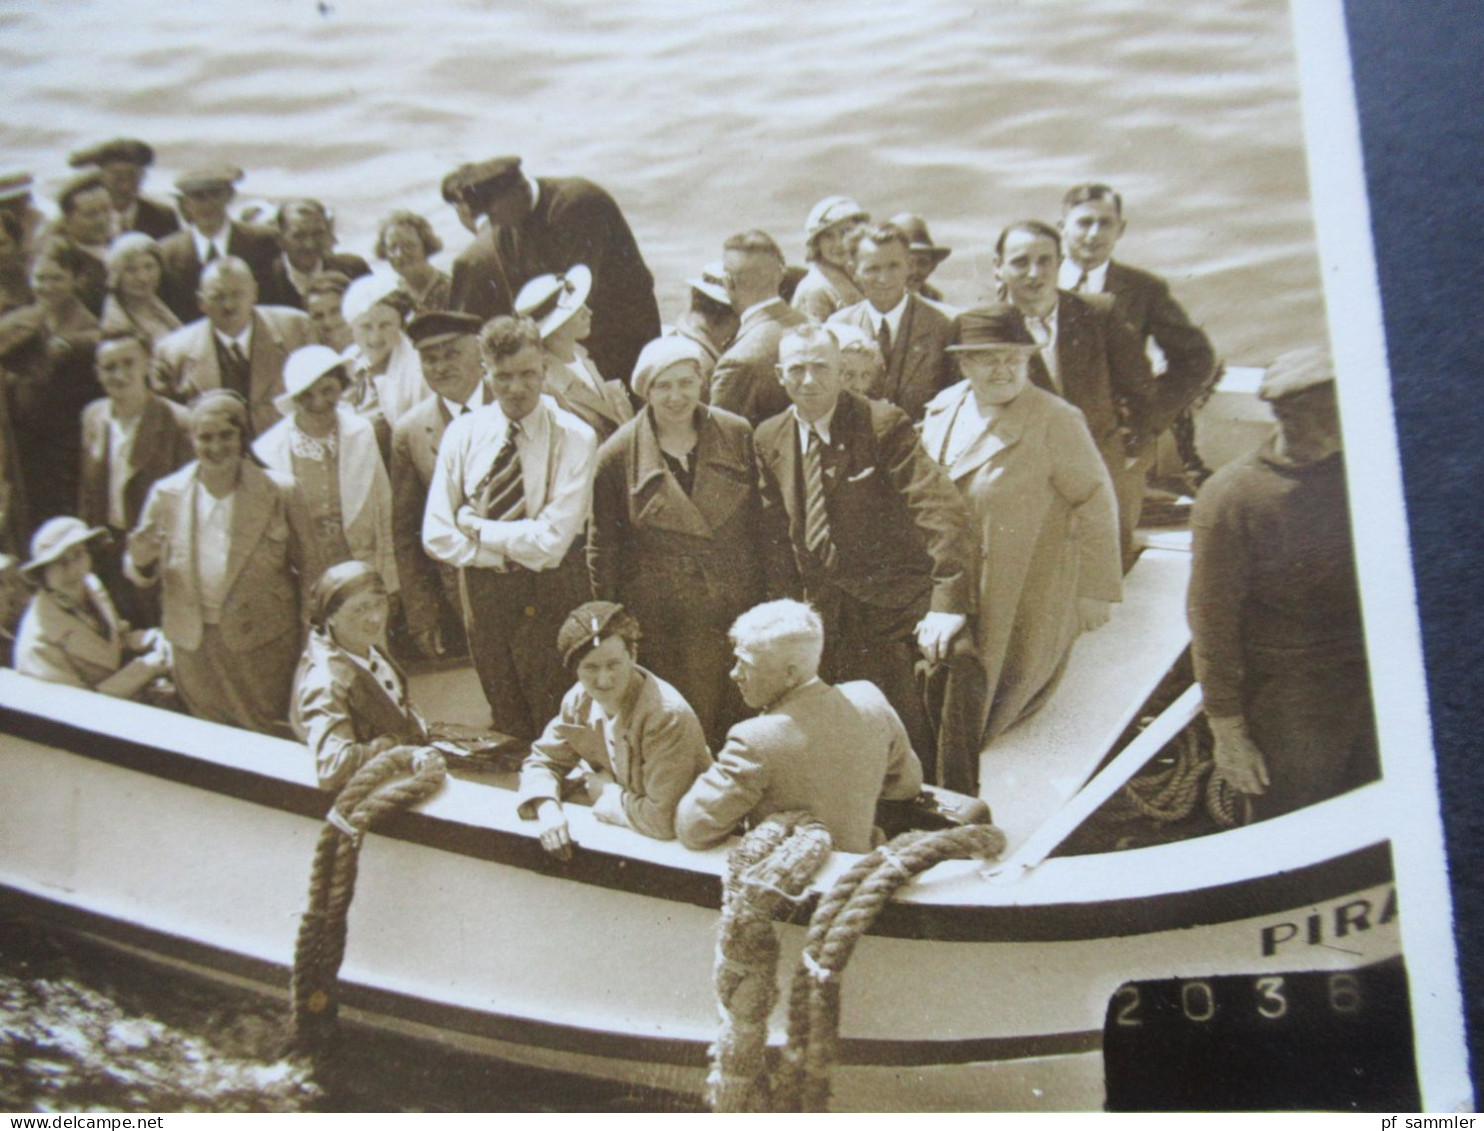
517,600 -> 711,859
1187,345 -> 1379,819
67,138 -> 179,241
442,155 -> 660,387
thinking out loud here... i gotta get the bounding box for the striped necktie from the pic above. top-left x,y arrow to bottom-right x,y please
802,428 -> 835,569
472,421 -> 526,521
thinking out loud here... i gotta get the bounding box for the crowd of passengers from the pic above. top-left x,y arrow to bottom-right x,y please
0,141 -> 1378,852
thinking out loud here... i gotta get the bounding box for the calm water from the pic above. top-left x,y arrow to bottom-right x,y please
1,0 -> 1322,1111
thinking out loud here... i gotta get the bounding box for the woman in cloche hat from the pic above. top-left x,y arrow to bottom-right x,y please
14,515 -> 170,699
790,195 -> 870,322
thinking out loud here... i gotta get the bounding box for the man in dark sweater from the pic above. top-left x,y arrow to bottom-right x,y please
1187,346 -> 1379,819
442,156 -> 659,388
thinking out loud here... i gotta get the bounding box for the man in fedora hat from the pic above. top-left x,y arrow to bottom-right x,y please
791,195 -> 869,322
67,138 -> 179,241
518,600 -> 711,859
151,256 -> 313,436
423,314 -> 597,740
391,310 -> 490,659
827,220 -> 958,421
156,165 -> 279,323
890,212 -> 953,307
443,156 -> 660,388
1188,345 -> 1378,820
666,261 -> 738,380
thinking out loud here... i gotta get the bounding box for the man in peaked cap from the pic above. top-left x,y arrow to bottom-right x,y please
390,310 -> 489,659
156,164 -> 279,323
67,138 -> 180,241
443,155 -> 660,389
517,600 -> 711,859
1187,345 -> 1379,820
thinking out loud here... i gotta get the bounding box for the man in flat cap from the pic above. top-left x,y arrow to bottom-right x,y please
67,138 -> 180,241
150,255 -> 313,436
53,172 -> 114,317
423,314 -> 597,740
518,601 -> 711,859
1187,345 -> 1378,820
257,199 -> 371,310
443,156 -> 660,388
391,310 -> 491,659
828,220 -> 959,421
709,229 -> 806,426
156,165 -> 279,323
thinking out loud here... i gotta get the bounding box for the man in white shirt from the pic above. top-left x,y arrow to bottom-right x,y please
423,314 -> 598,739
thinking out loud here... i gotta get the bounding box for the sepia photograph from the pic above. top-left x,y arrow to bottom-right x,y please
0,0 -> 1473,1114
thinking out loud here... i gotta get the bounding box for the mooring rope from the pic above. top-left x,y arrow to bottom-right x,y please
289,745 -> 446,1050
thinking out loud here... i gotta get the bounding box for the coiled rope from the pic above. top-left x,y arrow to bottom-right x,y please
705,817 -> 1006,1113
290,745 -> 447,1050
1117,723 -> 1251,829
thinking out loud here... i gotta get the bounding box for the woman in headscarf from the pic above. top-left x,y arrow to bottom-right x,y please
13,515 -> 170,699
373,210 -> 451,318
292,560 -> 434,791
587,335 -> 763,744
125,389 -> 308,736
339,271 -> 428,445
253,345 -> 398,606
514,265 -> 633,443
919,305 -> 1121,747
99,233 -> 181,345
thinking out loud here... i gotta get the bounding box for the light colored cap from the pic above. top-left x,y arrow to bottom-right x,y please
275,344 -> 349,415
23,517 -> 107,577
631,335 -> 711,402
686,261 -> 729,306
341,270 -> 403,326
514,264 -> 593,340
1258,345 -> 1335,401
805,196 -> 869,243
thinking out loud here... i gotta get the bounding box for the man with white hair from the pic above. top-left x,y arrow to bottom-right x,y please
675,598 -> 924,853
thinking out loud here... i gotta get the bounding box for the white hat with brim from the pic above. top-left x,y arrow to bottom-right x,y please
686,261 -> 730,306
341,270 -> 404,326
514,265 -> 593,340
23,517 -> 108,577
275,344 -> 350,416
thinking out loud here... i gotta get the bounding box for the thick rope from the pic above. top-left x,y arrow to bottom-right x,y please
705,812 -> 833,1113
290,745 -> 446,1050
775,823 -> 1006,1112
1115,724 -> 1253,829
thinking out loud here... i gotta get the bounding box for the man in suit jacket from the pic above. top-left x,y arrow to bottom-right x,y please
676,599 -> 923,853
827,220 -> 957,421
391,311 -> 491,658
79,330 -> 194,626
755,324 -> 973,760
53,173 -> 113,317
995,219 -> 1154,562
710,230 -> 806,426
443,156 -> 660,387
67,138 -> 180,241
256,199 -> 372,310
151,256 -> 313,437
156,166 -> 279,324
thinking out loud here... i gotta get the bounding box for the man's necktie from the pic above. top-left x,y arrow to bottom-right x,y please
802,429 -> 835,569
204,242 -> 219,264
876,319 -> 892,367
473,422 -> 526,521
221,340 -> 249,396
1073,270 -> 1089,293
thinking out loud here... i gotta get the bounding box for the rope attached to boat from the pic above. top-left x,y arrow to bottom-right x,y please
290,745 -> 447,1050
705,818 -> 1006,1113
1117,723 -> 1251,829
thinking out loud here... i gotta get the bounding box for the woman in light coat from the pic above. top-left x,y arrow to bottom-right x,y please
920,305 -> 1121,746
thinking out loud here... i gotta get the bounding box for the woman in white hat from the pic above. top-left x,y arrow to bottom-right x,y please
790,195 -> 869,322
125,390 -> 308,735
14,515 -> 170,698
514,265 -> 633,444
253,345 -> 398,608
339,271 -> 429,438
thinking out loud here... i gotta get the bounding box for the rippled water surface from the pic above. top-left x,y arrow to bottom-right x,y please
1,0 -> 1324,1111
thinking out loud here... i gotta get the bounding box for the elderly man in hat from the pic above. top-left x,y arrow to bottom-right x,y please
791,196 -> 869,322
390,310 -> 490,659
667,261 -> 738,380
827,220 -> 958,421
257,199 -> 371,311
423,314 -> 597,739
67,138 -> 179,241
443,155 -> 660,388
53,171 -> 114,317
676,598 -> 923,853
890,213 -> 953,307
150,255 -> 313,436
156,165 -> 279,323
518,600 -> 711,859
1188,346 -> 1378,820
710,229 -> 807,426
